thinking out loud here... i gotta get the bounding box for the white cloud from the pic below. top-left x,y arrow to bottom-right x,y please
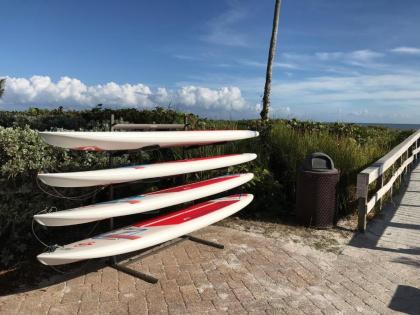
254,103 -> 291,119
349,50 -> 384,62
275,63 -> 298,70
202,1 -> 248,47
315,52 -> 343,61
176,86 -> 244,110
272,74 -> 420,103
282,49 -> 384,72
349,108 -> 369,117
315,49 -> 383,63
172,54 -> 200,61
269,73 -> 420,122
271,106 -> 291,118
0,76 -> 247,112
390,46 -> 420,55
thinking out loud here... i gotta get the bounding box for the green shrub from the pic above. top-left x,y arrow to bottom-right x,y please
0,107 -> 407,267
0,126 -> 56,178
0,125 -> 132,266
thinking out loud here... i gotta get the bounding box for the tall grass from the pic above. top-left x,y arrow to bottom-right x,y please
258,122 -> 401,217
269,122 -> 390,176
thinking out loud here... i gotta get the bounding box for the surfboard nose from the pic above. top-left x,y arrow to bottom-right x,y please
245,153 -> 258,161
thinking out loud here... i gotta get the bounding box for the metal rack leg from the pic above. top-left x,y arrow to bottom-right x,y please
107,235 -> 223,284
107,238 -> 187,283
183,235 -> 225,249
109,262 -> 158,284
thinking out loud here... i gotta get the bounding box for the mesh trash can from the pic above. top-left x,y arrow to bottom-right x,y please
296,152 -> 339,228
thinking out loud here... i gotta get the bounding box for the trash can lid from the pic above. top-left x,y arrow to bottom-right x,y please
302,152 -> 337,172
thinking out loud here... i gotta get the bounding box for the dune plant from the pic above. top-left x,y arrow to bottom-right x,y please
0,107 -> 406,267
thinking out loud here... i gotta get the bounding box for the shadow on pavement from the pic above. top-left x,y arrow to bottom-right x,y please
0,237 -> 187,297
0,258 -> 105,297
389,285 -> 420,314
391,257 -> 420,268
348,168 -> 420,258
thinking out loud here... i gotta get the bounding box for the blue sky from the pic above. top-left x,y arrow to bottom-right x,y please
1,0 -> 420,123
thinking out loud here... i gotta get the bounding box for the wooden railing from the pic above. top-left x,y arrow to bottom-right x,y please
357,129 -> 420,231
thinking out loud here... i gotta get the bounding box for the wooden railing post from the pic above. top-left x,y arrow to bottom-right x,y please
357,173 -> 369,232
377,174 -> 384,210
358,198 -> 367,232
404,151 -> 409,182
390,163 -> 395,202
399,155 -> 404,184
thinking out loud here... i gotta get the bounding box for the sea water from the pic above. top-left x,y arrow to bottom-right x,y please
357,123 -> 420,131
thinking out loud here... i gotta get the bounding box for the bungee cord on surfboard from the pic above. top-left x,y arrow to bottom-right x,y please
31,206 -> 101,274
36,176 -> 107,201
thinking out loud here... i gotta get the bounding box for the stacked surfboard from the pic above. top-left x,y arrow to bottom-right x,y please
35,129 -> 258,266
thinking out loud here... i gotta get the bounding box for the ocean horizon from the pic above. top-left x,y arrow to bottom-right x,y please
356,123 -> 420,131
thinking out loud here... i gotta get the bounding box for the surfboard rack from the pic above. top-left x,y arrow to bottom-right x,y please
108,234 -> 224,284
106,114 -> 224,284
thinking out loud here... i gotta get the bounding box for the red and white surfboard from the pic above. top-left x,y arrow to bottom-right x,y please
37,194 -> 253,265
38,130 -> 259,151
38,153 -> 257,187
34,173 -> 253,226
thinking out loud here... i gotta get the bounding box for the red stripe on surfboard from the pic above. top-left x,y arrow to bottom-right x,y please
73,146 -> 104,151
145,175 -> 241,195
133,199 -> 240,227
224,194 -> 244,198
101,234 -> 140,240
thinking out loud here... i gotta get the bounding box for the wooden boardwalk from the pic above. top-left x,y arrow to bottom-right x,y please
357,130 -> 420,232
344,162 -> 420,313
359,162 -> 420,256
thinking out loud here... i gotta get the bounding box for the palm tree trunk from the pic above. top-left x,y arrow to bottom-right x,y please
260,0 -> 282,122
0,78 -> 5,98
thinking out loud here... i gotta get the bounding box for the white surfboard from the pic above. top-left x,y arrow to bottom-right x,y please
38,153 -> 257,188
37,194 -> 253,265
34,173 -> 253,226
38,130 -> 259,151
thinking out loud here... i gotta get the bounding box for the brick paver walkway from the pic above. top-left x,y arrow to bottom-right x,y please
1,222 -> 419,315
1,166 -> 420,314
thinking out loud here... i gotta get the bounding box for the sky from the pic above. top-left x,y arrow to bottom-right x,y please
1,0 -> 420,123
